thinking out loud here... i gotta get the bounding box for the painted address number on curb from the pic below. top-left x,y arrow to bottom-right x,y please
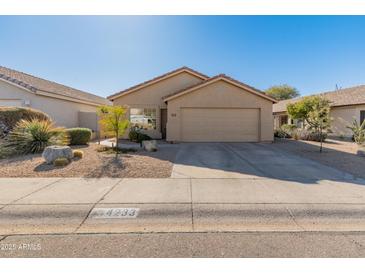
90,208 -> 140,219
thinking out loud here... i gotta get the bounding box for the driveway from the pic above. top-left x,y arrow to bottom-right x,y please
171,142 -> 362,183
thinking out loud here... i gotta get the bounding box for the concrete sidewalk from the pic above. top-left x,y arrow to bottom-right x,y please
1,177 -> 365,235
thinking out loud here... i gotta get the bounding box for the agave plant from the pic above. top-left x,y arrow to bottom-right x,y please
347,119 -> 365,145
5,118 -> 69,154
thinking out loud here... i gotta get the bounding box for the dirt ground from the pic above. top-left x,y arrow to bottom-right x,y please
0,143 -> 178,178
273,138 -> 365,179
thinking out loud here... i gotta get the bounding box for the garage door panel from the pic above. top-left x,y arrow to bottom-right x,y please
181,108 -> 259,142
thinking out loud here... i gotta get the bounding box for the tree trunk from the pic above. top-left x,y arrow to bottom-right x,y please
116,132 -> 119,156
319,126 -> 323,153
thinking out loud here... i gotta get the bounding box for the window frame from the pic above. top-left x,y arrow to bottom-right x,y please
129,107 -> 157,130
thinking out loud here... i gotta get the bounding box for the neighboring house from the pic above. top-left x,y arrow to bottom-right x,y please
273,85 -> 365,137
0,66 -> 110,132
108,67 -> 277,142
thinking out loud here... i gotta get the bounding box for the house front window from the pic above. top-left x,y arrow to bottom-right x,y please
130,108 -> 157,130
279,115 -> 288,126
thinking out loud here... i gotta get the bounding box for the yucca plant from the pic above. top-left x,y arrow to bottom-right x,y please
347,119 -> 365,145
5,118 -> 69,154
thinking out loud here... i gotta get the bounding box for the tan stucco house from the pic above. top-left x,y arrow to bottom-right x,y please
0,66 -> 110,131
273,85 -> 365,137
108,67 -> 277,142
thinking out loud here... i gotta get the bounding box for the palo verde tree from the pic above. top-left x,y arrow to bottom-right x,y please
97,105 -> 129,155
287,95 -> 331,153
265,84 -> 300,101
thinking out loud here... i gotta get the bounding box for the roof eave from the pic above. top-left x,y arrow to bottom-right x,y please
107,67 -> 209,100
36,89 -> 109,106
163,76 -> 278,103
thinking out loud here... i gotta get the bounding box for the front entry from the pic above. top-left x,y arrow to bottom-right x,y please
161,109 -> 167,139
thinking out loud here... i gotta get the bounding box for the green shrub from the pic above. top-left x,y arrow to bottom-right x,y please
309,131 -> 327,142
4,119 -> 68,154
296,129 -> 327,142
0,107 -> 50,133
66,128 -> 92,145
137,132 -> 151,144
274,124 -> 296,139
53,157 -> 69,167
128,128 -> 139,142
128,128 -> 151,146
73,149 -> 84,158
347,119 -> 365,145
96,145 -> 136,154
0,144 -> 13,159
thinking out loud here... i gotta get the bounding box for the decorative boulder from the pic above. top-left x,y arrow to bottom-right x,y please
142,140 -> 158,152
42,145 -> 73,164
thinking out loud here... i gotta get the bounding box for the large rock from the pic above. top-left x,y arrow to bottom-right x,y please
42,145 -> 73,164
142,140 -> 158,152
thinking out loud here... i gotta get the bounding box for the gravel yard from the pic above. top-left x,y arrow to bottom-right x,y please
0,143 -> 178,178
273,138 -> 365,179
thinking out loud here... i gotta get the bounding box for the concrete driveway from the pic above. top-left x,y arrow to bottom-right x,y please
171,142 -> 361,182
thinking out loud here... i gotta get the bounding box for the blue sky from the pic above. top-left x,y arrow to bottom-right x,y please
0,16 -> 365,98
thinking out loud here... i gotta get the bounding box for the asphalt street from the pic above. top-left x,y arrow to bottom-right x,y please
1,232 -> 365,257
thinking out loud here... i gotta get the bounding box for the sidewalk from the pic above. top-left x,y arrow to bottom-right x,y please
1,177 -> 365,235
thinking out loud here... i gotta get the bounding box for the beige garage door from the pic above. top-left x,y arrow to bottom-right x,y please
181,108 -> 259,142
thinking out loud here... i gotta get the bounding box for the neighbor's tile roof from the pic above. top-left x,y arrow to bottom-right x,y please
107,66 -> 209,100
162,74 -> 277,102
273,85 -> 365,113
0,66 -> 110,105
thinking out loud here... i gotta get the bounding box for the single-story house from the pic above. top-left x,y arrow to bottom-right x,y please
273,85 -> 365,137
108,67 -> 277,142
0,66 -> 111,131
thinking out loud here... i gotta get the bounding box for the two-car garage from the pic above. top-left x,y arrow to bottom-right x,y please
180,108 -> 260,142
165,75 -> 276,143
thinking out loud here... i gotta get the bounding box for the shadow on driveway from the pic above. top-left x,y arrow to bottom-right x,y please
169,141 -> 365,185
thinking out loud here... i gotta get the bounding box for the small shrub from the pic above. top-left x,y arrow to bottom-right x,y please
0,144 -> 13,159
119,148 -> 137,153
96,145 -> 109,152
96,145 -> 136,154
275,124 -> 296,139
53,157 -> 69,167
66,128 -> 92,145
4,119 -> 68,154
347,119 -> 365,145
308,131 -> 327,142
296,128 -> 327,142
137,132 -> 151,145
293,131 -> 299,140
128,128 -> 139,142
281,124 -> 297,133
73,149 -> 84,158
128,128 -> 152,146
0,107 -> 50,133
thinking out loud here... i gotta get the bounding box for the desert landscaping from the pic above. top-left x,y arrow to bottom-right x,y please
0,143 -> 177,178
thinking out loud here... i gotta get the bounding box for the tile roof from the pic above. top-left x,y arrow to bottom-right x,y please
163,74 -> 277,102
273,85 -> 365,113
0,66 -> 110,105
107,66 -> 209,100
